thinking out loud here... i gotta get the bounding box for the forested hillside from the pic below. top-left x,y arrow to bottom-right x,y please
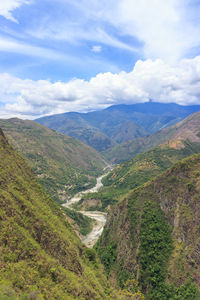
96,154 -> 200,299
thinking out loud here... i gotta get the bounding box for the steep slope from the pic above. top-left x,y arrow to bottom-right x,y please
36,112 -> 116,151
79,112 -> 200,211
96,154 -> 200,299
36,102 -> 200,151
105,111 -> 200,163
0,118 -> 106,203
0,128 -> 114,299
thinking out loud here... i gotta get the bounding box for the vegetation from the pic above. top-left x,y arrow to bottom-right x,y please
62,206 -> 94,235
139,202 -> 173,296
96,154 -> 200,298
104,111 -> 200,163
0,128 -> 114,299
0,118 -> 106,204
81,138 -> 200,212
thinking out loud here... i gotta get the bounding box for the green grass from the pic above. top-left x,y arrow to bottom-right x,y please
0,128 -> 114,299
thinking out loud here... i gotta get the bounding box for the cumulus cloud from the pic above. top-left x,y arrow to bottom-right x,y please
1,57 -> 200,119
0,0 -> 31,22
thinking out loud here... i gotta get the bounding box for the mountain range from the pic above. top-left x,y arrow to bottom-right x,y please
36,102 -> 200,152
1,103 -> 200,299
105,110 -> 200,163
77,111 -> 200,212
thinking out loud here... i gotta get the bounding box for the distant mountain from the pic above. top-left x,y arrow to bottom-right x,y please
36,102 -> 200,151
0,118 -> 107,203
105,111 -> 200,163
0,128 -> 113,299
79,112 -> 200,211
36,112 -> 116,151
96,154 -> 200,298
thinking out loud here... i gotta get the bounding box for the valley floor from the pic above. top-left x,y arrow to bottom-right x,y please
62,167 -> 112,247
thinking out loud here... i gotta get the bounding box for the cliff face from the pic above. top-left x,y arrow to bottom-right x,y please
96,154 -> 200,298
0,129 -> 113,299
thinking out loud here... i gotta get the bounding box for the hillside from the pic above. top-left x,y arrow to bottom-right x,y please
79,139 -> 200,212
36,102 -> 200,151
105,111 -> 200,163
96,154 -> 200,299
77,112 -> 200,212
0,118 -> 106,203
0,128 -> 115,299
36,112 -> 116,151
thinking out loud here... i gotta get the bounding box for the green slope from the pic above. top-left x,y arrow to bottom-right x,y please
79,112 -> 200,211
0,118 -> 107,204
36,113 -> 116,151
104,111 -> 200,163
78,139 -> 200,212
96,154 -> 200,299
0,128 -> 114,299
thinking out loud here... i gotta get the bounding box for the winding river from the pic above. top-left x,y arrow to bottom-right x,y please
62,169 -> 111,248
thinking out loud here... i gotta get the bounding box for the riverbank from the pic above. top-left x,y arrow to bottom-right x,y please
62,168 -> 112,247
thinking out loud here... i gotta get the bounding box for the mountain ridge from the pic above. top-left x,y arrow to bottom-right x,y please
78,112 -> 200,212
36,102 -> 200,151
105,111 -> 200,163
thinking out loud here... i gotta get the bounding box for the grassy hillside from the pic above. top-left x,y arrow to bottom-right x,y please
79,113 -> 200,211
0,128 -> 114,299
0,118 -> 107,204
104,111 -> 200,163
96,154 -> 200,299
78,140 -> 200,212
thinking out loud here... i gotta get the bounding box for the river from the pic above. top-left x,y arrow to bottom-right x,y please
62,169 -> 111,247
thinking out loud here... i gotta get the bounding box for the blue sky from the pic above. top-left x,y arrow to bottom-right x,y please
1,0 -> 200,118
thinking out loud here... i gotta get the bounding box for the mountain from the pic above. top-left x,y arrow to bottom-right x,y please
0,128 -> 114,299
36,112 -> 116,151
0,118 -> 107,204
78,112 -> 200,211
105,111 -> 200,163
96,154 -> 200,299
36,102 -> 200,151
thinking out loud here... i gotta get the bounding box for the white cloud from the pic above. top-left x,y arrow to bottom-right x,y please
102,0 -> 200,62
1,56 -> 200,119
0,0 -> 31,22
0,35 -> 67,60
91,45 -> 102,53
28,0 -> 200,62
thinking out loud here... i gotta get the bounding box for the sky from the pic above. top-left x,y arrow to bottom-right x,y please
1,0 -> 200,118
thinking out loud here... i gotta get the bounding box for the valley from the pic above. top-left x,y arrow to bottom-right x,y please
62,169 -> 112,247
1,104 -> 200,299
